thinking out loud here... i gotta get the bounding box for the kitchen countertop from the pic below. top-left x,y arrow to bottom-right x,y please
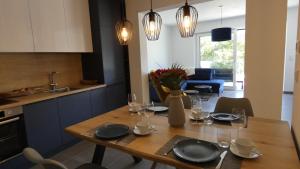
0,84 -> 106,110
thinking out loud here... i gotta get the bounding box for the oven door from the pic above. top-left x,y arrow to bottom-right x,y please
0,115 -> 27,162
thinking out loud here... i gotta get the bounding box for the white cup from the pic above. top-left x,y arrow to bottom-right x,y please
235,138 -> 255,155
136,121 -> 150,133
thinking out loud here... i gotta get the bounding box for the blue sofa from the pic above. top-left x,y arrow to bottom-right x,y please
181,68 -> 225,95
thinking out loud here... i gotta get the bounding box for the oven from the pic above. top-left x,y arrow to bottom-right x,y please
0,106 -> 27,163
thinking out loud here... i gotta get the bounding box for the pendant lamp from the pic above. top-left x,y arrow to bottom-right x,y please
176,0 -> 198,38
115,0 -> 133,45
211,5 -> 232,42
142,0 -> 162,41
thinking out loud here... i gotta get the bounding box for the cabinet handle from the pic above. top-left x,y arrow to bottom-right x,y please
0,117 -> 20,126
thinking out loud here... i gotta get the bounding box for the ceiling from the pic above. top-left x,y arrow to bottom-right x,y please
159,0 -> 299,25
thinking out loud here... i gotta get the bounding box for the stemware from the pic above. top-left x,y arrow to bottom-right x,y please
230,108 -> 246,138
128,93 -> 139,114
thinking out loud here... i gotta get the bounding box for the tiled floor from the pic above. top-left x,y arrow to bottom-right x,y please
30,90 -> 293,169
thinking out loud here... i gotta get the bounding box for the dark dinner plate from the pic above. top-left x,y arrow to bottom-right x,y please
95,124 -> 129,140
173,139 -> 221,163
210,113 -> 239,121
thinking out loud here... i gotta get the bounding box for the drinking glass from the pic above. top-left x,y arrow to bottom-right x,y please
217,127 -> 231,148
231,108 -> 246,138
202,111 -> 213,125
191,97 -> 202,124
128,93 -> 138,114
141,103 -> 155,128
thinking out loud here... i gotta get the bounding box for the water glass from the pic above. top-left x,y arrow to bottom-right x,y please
128,93 -> 138,112
231,108 -> 246,138
191,99 -> 202,122
141,103 -> 155,127
202,111 -> 213,125
217,127 -> 231,148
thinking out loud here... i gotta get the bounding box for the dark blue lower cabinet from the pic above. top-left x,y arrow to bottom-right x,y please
23,99 -> 62,156
90,88 -> 108,117
58,92 -> 92,144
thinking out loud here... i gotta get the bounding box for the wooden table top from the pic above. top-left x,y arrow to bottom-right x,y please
65,106 -> 300,169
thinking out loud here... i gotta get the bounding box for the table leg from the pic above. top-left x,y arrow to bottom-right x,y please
132,156 -> 142,163
92,145 -> 106,165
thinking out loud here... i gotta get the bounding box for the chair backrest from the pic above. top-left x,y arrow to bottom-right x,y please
23,148 -> 68,169
149,74 -> 169,102
214,97 -> 254,116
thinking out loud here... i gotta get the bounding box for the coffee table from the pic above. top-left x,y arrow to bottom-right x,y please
194,85 -> 213,93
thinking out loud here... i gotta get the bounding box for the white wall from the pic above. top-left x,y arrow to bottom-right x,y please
284,7 -> 299,92
244,0 -> 287,120
292,0 -> 300,151
168,16 -> 245,69
169,26 -> 196,69
147,25 -> 172,71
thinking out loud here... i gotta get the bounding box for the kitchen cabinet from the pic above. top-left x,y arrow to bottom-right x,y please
90,88 -> 107,117
0,0 -> 34,52
63,0 -> 93,52
23,99 -> 62,156
58,92 -> 92,144
106,83 -> 127,111
29,0 -> 69,52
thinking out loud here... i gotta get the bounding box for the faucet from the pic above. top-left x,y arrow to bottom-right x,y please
49,71 -> 58,92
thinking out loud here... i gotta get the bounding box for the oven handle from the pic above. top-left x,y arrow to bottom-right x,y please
0,117 -> 20,125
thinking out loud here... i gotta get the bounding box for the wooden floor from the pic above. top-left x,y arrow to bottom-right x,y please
30,90 -> 293,169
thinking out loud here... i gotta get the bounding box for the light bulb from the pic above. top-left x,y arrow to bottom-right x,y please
120,27 -> 129,41
183,15 -> 191,30
149,21 -> 156,32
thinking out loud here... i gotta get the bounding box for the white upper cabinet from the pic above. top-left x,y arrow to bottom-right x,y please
0,0 -> 93,52
29,0 -> 69,52
0,0 -> 34,52
64,0 -> 93,52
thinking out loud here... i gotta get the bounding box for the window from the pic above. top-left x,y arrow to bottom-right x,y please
196,29 -> 245,90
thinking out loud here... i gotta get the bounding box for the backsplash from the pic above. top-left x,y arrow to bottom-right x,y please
0,53 -> 82,93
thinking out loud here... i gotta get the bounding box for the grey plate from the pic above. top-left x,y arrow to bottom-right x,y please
211,113 -> 240,121
173,139 -> 221,163
95,124 -> 129,140
147,106 -> 168,112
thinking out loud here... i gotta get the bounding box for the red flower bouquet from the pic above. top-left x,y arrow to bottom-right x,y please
150,64 -> 188,92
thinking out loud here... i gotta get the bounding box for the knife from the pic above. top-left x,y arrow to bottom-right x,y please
215,151 -> 228,169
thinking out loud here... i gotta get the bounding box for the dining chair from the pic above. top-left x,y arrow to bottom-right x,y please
23,147 -> 107,169
214,97 -> 254,116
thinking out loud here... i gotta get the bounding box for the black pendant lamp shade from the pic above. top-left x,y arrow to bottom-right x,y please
115,0 -> 133,45
211,27 -> 232,41
211,5 -> 232,42
176,0 -> 198,38
142,0 -> 162,41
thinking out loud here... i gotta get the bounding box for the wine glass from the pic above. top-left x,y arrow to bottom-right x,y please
128,93 -> 138,115
231,108 -> 246,139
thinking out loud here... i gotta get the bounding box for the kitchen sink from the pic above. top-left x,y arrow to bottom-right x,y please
47,87 -> 80,93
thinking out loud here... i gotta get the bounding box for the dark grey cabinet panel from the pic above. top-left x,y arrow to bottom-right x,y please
106,83 -> 127,111
90,88 -> 107,116
82,0 -> 129,89
58,92 -> 92,144
23,99 -> 62,156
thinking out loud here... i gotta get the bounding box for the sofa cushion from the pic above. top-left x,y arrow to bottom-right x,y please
194,68 -> 213,80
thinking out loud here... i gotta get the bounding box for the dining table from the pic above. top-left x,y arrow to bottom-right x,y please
65,106 -> 300,169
